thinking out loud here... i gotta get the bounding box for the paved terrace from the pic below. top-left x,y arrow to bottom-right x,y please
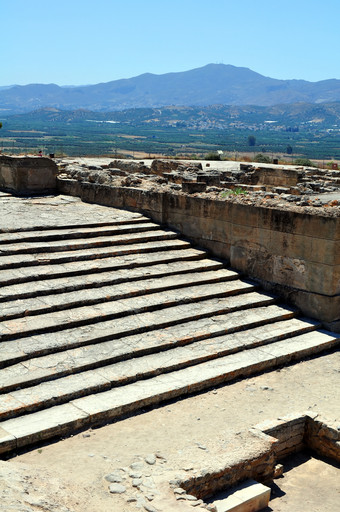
0,192 -> 339,456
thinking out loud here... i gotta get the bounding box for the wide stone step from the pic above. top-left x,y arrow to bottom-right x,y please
1,197 -> 337,460
0,317 -> 318,418
0,238 -> 190,270
0,269 -> 242,320
0,248 -> 208,286
0,225 -> 170,255
0,305 -> 300,394
0,330 -> 337,455
0,259 -> 227,301
0,291 -> 277,367
0,280 -> 257,339
0,218 -> 152,244
0,213 -> 146,234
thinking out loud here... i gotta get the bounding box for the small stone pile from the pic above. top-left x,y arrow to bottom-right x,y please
103,451 -> 217,510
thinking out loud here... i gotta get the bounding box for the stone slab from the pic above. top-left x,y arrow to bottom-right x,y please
0,426 -> 17,454
0,327 -> 337,454
0,227 -> 174,255
0,291 -> 276,366
0,403 -> 89,448
0,238 -> 191,270
259,330 -> 340,363
0,279 -> 256,339
0,248 -> 207,286
0,194 -> 145,232
0,314 -> 308,408
0,268 -> 235,315
212,479 -> 271,512
2,371 -> 111,419
0,218 -> 151,243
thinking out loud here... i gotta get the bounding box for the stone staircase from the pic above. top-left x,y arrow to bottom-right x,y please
0,212 -> 338,456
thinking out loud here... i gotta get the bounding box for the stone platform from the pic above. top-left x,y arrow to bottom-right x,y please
0,193 -> 338,456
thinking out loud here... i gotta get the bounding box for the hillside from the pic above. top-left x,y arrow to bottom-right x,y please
7,102 -> 340,128
1,64 -> 340,115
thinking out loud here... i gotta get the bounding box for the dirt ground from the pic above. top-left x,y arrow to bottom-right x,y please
1,349 -> 338,512
265,452 -> 340,512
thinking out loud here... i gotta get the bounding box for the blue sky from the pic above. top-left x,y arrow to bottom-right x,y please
2,0 -> 340,86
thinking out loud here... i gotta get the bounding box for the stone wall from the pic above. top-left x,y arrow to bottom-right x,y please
0,155 -> 57,195
176,447 -> 275,500
176,412 -> 340,500
252,414 -> 307,460
57,178 -> 340,331
305,416 -> 340,463
253,412 -> 340,464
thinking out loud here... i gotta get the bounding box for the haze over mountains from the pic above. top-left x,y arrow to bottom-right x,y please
1,64 -> 340,115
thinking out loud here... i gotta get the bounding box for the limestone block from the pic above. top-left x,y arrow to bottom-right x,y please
0,156 -> 57,194
307,263 -> 340,296
0,403 -> 89,448
258,207 -> 338,239
212,480 -> 271,512
182,182 -> 207,193
230,246 -> 274,283
310,238 -> 339,266
231,203 -> 259,228
0,427 -> 16,454
291,290 -> 340,324
57,178 -> 81,197
272,256 -> 307,290
231,224 -> 261,251
266,230 -> 312,261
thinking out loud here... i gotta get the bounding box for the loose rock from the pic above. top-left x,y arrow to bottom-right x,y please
132,478 -> 142,487
131,461 -> 145,471
174,487 -> 186,494
109,483 -> 126,494
143,504 -> 159,512
145,453 -> 157,465
129,471 -> 143,479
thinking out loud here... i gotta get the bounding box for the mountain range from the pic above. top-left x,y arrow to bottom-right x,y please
1,64 -> 340,115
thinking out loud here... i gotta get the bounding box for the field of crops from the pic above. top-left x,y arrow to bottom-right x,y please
1,110 -> 339,161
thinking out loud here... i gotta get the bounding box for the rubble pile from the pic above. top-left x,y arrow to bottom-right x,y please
58,158 -> 340,214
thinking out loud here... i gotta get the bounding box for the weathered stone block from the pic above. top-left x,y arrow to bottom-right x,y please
182,182 -> 207,193
0,156 -> 57,195
211,479 -> 271,512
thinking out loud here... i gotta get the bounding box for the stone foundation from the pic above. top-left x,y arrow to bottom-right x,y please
175,447 -> 275,501
173,413 -> 340,501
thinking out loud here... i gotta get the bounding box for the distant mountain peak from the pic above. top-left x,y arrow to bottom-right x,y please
1,64 -> 340,115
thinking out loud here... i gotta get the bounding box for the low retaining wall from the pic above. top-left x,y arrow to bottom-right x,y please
252,414 -> 307,460
0,155 -> 57,195
253,413 -> 340,464
57,178 -> 340,331
176,447 -> 275,501
305,416 -> 340,463
174,413 -> 340,501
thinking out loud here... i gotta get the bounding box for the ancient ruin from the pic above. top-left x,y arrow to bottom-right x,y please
56,156 -> 340,331
0,155 -> 339,511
